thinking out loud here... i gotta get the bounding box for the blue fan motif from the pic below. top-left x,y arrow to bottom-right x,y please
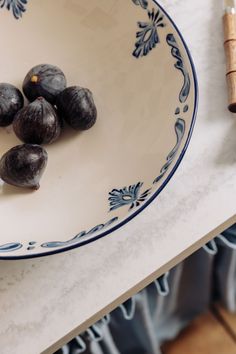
133,8 -> 165,58
0,0 -> 27,19
132,0 -> 148,9
109,182 -> 151,211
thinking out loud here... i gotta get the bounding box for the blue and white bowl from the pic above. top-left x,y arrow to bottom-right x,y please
0,0 -> 198,259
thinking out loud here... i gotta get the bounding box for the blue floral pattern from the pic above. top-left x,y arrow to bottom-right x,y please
109,182 -> 151,211
133,8 -> 165,58
0,0 -> 27,19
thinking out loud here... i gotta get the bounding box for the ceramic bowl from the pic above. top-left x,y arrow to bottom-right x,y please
0,0 -> 198,259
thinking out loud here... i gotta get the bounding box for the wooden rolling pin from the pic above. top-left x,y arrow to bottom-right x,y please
223,0 -> 236,112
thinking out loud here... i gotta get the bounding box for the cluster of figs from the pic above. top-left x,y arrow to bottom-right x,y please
0,64 -> 97,190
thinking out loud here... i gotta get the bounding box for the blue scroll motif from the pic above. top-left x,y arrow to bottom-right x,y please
166,33 -> 191,103
153,118 -> 186,184
41,217 -> 119,248
0,242 -> 23,252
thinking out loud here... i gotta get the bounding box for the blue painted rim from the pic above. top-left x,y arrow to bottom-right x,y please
1,1 -> 199,260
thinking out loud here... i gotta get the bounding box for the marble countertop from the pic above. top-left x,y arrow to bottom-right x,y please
1,1 -> 236,353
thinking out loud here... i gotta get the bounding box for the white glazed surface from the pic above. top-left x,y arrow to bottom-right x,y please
0,1 -> 236,354
0,0 -> 196,257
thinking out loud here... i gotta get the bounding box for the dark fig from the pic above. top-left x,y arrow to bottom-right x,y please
13,97 -> 62,145
0,83 -> 24,127
23,64 -> 67,104
56,86 -> 97,130
0,144 -> 48,190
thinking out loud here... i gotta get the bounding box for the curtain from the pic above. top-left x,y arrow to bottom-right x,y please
55,224 -> 236,354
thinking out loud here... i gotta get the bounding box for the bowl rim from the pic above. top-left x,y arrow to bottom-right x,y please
0,0 -> 199,260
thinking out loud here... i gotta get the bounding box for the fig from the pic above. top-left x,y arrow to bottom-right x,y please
23,64 -> 67,104
56,86 -> 97,130
0,144 -> 48,190
0,83 -> 24,127
13,97 -> 62,145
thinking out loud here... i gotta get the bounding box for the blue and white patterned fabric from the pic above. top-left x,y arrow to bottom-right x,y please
55,224 -> 236,354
